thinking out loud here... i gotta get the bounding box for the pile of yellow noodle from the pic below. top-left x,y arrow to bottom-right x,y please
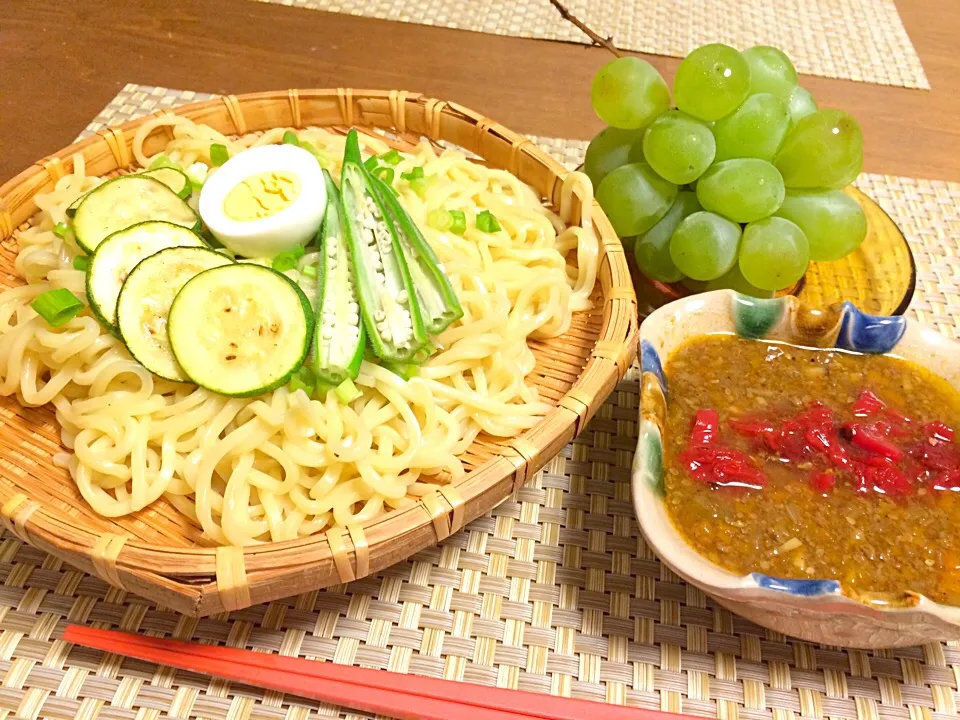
0,117 -> 598,545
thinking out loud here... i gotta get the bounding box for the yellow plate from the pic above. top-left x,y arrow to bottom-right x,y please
633,186 -> 916,318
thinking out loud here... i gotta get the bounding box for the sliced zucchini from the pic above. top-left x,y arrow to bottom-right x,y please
140,167 -> 191,199
73,174 -> 200,253
369,173 -> 463,335
312,169 -> 365,387
117,247 -> 233,381
66,191 -> 88,219
87,221 -> 205,332
340,130 -> 427,363
168,264 -> 313,397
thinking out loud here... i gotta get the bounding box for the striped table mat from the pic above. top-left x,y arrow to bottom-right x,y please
255,0 -> 928,89
0,84 -> 957,720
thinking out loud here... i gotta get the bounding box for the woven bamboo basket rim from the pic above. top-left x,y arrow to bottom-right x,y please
0,89 -> 638,616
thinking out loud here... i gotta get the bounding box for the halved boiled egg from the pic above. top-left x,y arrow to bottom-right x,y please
199,144 -> 326,258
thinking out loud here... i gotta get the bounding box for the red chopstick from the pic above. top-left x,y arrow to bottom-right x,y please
63,625 -> 688,720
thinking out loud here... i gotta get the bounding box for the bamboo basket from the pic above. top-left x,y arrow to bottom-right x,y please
0,90 -> 637,616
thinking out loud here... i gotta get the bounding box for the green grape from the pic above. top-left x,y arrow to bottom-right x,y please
591,57 -> 671,130
682,264 -> 774,298
673,44 -> 751,122
583,127 -> 645,187
787,86 -> 817,124
711,93 -> 791,162
774,109 -> 863,189
640,111 -> 716,185
775,189 -> 868,261
596,163 -> 678,237
696,158 -> 785,223
739,217 -> 810,290
669,211 -> 742,281
741,46 -> 798,100
633,191 -> 701,282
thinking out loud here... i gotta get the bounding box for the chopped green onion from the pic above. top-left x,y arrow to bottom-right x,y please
53,222 -> 70,239
409,177 -> 428,199
448,210 -> 467,235
476,210 -> 501,233
31,288 -> 83,327
380,149 -> 402,165
363,156 -> 379,172
72,255 -> 90,272
334,377 -> 362,404
288,366 -> 316,395
372,166 -> 395,184
426,209 -> 452,231
210,143 -> 230,167
148,154 -> 180,171
189,179 -> 204,194
282,130 -> 300,146
272,251 -> 299,272
381,361 -> 420,381
290,244 -> 306,259
400,166 -> 424,182
298,140 -> 331,168
301,264 -> 318,278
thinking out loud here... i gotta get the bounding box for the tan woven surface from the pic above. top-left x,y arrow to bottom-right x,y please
255,0 -> 928,89
0,83 -> 956,720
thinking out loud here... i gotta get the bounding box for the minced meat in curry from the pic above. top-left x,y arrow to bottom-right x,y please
663,334 -> 960,605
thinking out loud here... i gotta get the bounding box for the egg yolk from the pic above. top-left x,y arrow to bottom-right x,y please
223,171 -> 301,222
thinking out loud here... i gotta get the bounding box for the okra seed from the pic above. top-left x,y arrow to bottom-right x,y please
397,290 -> 408,304
375,310 -> 386,322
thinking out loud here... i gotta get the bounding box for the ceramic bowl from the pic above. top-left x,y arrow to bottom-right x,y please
633,289 -> 960,648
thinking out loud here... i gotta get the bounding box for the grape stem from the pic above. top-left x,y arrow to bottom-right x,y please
547,0 -> 622,57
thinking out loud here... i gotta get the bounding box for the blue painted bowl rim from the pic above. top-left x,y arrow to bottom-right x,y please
634,289 -> 960,623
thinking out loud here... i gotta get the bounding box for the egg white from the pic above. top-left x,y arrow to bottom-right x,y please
199,144 -> 327,258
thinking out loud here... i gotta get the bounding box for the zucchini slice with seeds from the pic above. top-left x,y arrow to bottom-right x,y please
168,264 -> 313,397
140,167 -> 191,199
117,246 -> 233,381
73,174 -> 200,252
86,221 -> 205,332
312,169 -> 365,387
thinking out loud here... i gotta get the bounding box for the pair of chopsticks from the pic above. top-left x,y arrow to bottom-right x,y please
64,624 -> 692,720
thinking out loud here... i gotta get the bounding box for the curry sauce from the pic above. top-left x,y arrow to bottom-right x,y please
662,334 -> 960,605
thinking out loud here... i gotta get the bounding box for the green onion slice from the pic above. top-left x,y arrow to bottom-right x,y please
400,166 -> 424,182
148,154 -> 181,171
210,143 -> 230,167
380,149 -> 402,165
476,210 -> 501,233
301,264 -> 318,278
363,156 -> 379,172
426,209 -> 452,231
334,377 -> 362,404
448,210 -> 467,235
372,166 -> 395,184
31,288 -> 83,327
72,255 -> 90,272
53,222 -> 70,239
272,251 -> 299,272
288,365 -> 316,395
282,130 -> 300,146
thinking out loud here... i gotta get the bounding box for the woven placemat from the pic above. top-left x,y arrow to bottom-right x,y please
0,84 -> 957,720
254,0 -> 928,89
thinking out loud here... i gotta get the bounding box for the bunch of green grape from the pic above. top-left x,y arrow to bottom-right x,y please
586,44 -> 868,297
